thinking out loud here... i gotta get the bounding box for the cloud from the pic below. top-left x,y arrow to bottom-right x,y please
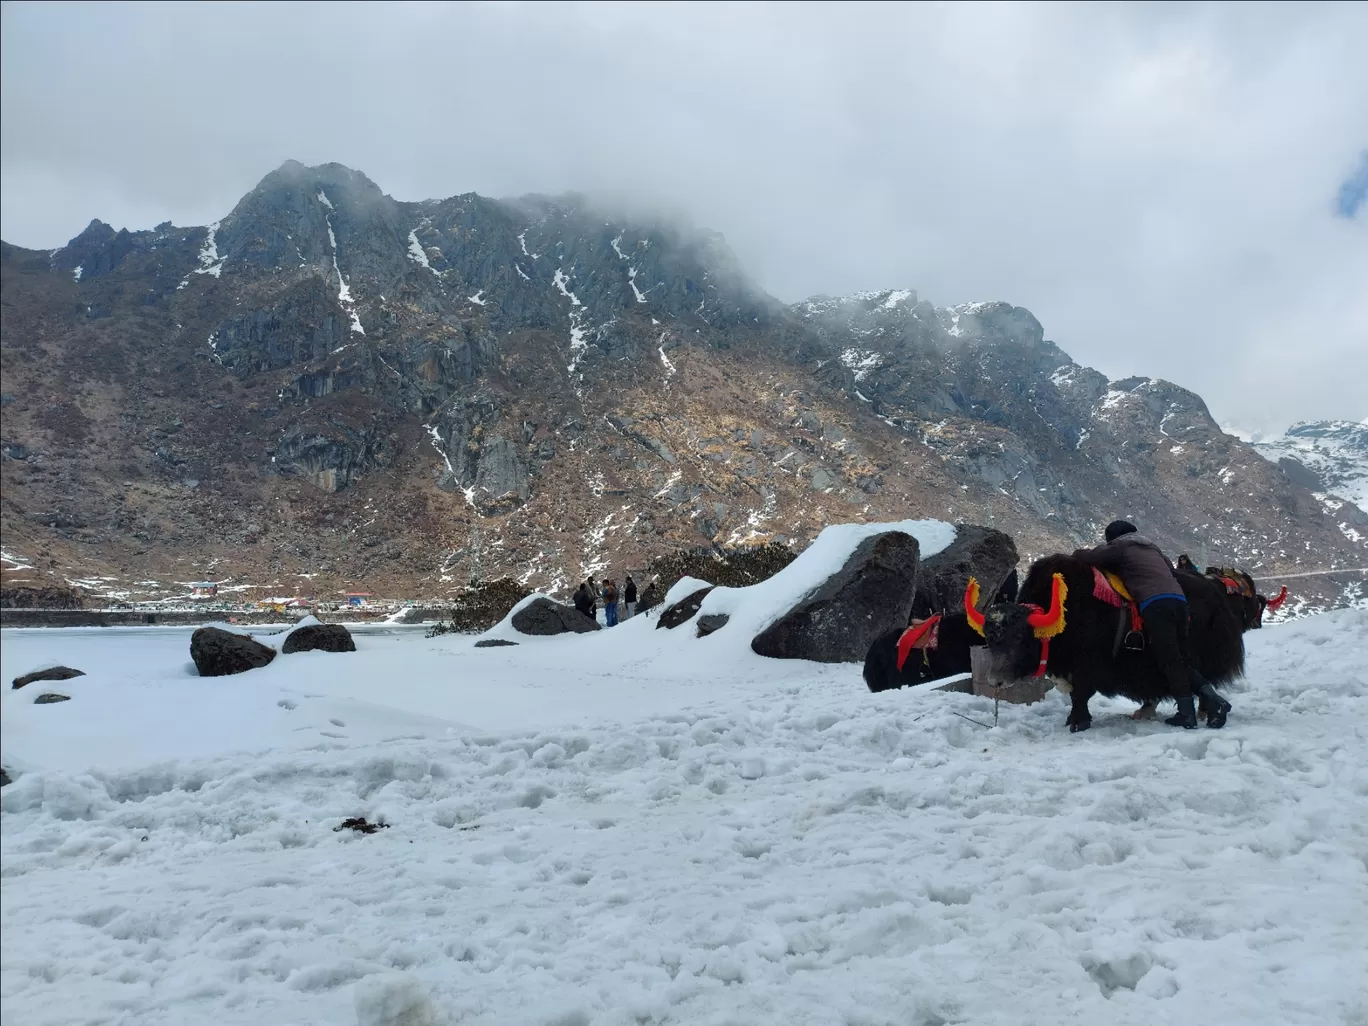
2,1 -> 1365,432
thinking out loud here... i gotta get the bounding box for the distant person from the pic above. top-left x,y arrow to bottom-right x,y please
603,579 -> 619,627
572,582 -> 594,618
586,577 -> 599,619
623,575 -> 638,619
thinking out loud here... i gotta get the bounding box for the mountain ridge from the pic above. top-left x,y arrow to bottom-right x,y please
2,160 -> 1363,609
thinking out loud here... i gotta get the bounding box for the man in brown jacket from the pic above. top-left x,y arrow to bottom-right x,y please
1072,520 -> 1231,728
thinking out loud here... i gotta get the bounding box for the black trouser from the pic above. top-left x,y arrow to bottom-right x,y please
1141,597 -> 1208,702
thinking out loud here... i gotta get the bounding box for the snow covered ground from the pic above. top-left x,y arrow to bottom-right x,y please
3,606 -> 1367,1025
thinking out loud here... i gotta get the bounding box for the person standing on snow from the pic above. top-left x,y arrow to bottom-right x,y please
623,575 -> 638,620
603,579 -> 620,627
1072,520 -> 1231,729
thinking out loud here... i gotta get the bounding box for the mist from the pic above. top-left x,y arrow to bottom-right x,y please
3,1 -> 1365,433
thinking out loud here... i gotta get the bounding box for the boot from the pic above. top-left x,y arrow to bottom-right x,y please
1165,696 -> 1199,729
1196,683 -> 1231,729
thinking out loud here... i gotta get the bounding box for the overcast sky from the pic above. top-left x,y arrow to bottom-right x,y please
3,2 -> 1365,434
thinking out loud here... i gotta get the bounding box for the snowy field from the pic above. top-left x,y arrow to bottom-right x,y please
3,603 -> 1367,1025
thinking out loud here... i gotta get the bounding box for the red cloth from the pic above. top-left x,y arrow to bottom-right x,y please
895,615 -> 941,671
1092,567 -> 1124,607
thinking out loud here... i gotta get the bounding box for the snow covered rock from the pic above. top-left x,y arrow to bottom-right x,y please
33,692 -> 71,704
281,622 -> 356,654
751,529 -> 921,662
510,597 -> 599,636
353,972 -> 437,1026
912,524 -> 1018,616
473,638 -> 519,648
12,665 -> 85,690
656,583 -> 714,629
189,626 -> 277,676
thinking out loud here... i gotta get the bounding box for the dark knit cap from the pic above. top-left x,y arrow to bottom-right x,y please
1105,520 -> 1138,542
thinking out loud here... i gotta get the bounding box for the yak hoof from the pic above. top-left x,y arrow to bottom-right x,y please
1069,718 -> 1092,734
1131,704 -> 1159,721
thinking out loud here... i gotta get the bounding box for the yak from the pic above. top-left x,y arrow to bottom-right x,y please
863,570 -> 1018,692
973,555 -> 1244,733
1199,565 -> 1288,631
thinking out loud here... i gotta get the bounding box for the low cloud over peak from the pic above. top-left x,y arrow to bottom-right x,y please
2,2 -> 1364,432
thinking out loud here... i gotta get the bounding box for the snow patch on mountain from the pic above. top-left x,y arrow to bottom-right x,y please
193,221 -> 223,278
406,230 -> 437,275
839,347 -> 882,382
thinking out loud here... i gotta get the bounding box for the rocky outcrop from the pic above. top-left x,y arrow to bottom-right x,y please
12,665 -> 85,690
190,627 -> 277,676
281,622 -> 356,654
510,597 -> 600,636
273,423 -> 391,492
34,692 -> 71,704
0,584 -> 85,610
751,531 -> 920,663
474,638 -> 519,648
912,525 -> 1019,617
695,613 -> 730,637
656,587 -> 714,629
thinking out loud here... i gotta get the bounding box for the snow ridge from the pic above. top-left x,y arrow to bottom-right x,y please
193,221 -> 224,278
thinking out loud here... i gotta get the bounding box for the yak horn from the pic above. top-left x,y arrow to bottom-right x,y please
1265,585 -> 1288,612
1026,573 -> 1068,639
964,577 -> 986,636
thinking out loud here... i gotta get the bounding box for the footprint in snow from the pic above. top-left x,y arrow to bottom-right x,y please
330,718 -> 345,727
277,699 -> 297,710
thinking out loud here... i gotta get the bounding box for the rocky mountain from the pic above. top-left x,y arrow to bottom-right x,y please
1250,421 -> 1368,511
2,161 -> 1364,608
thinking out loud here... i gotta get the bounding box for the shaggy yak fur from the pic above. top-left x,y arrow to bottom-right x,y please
863,571 -> 1018,692
982,555 -> 1244,733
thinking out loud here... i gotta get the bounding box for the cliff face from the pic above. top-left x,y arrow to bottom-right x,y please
1,162 -> 1362,608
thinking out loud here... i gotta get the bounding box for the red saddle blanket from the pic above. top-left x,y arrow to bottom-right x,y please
895,614 -> 941,671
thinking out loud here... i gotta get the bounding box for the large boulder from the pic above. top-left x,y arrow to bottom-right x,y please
912,525 -> 1018,617
282,622 -> 356,654
12,665 -> 85,690
656,587 -> 714,630
751,530 -> 920,663
191,627 -> 277,676
510,597 -> 600,636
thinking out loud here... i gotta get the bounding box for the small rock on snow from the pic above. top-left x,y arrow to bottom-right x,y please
353,971 -> 437,1026
12,665 -> 85,690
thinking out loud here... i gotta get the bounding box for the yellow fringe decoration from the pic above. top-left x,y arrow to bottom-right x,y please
965,577 -> 985,636
1104,570 -> 1132,603
1031,573 -> 1068,640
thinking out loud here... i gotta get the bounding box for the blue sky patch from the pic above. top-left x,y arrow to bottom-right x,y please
1335,150 -> 1368,218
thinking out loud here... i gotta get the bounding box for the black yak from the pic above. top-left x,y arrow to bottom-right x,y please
863,570 -> 1018,692
1199,565 -> 1288,631
974,555 -> 1244,733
